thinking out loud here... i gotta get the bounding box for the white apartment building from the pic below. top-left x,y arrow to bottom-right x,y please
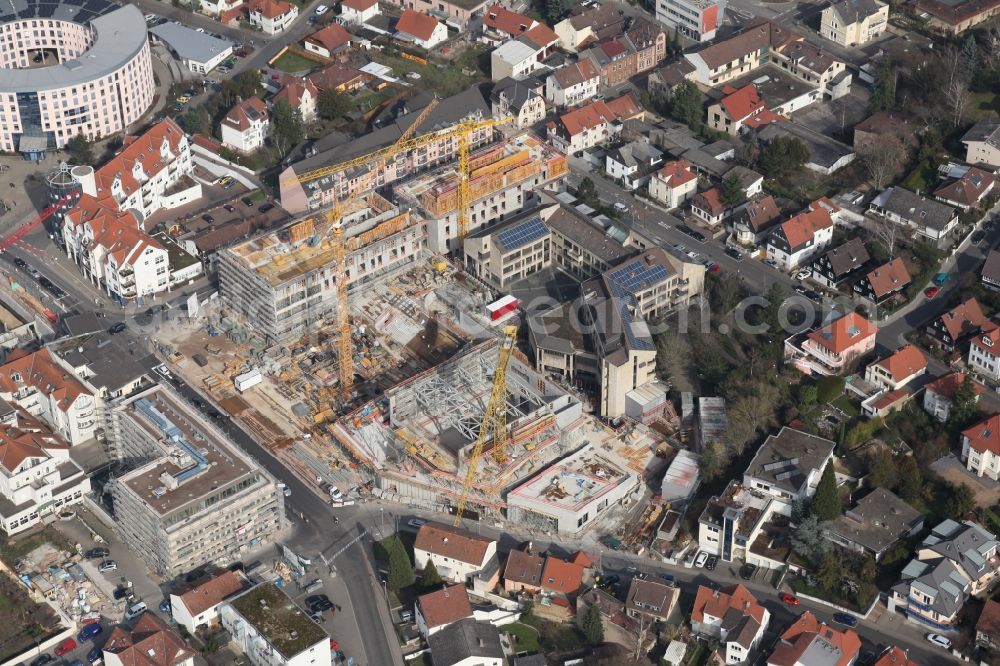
648,159 -> 697,209
656,0 -> 725,42
221,582 -> 331,666
698,481 -> 776,565
545,60 -> 601,108
222,97 -> 270,153
962,414 -> 1000,481
248,0 -> 299,34
108,386 -> 286,577
765,207 -> 834,270
413,523 -> 497,584
820,0 -> 888,46
196,0 -> 244,16
742,428 -> 835,513
491,39 -> 541,81
0,348 -> 100,446
968,326 -> 1000,382
0,405 -> 91,535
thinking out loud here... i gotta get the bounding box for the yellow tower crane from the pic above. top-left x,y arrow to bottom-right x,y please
453,325 -> 518,526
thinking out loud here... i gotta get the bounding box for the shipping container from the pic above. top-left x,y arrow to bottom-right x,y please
234,368 -> 262,392
485,295 -> 518,321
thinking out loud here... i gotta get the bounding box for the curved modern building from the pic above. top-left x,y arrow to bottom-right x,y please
0,0 -> 155,156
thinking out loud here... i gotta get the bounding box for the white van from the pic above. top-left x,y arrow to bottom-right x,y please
125,601 -> 148,621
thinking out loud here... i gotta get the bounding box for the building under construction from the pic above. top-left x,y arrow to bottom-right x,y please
218,193 -> 424,344
395,132 -> 568,254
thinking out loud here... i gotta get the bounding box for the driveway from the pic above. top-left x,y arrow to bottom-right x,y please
931,454 -> 1000,507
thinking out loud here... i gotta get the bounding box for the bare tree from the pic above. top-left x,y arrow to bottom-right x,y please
869,214 -> 902,256
947,75 -> 972,128
984,26 -> 1000,68
858,134 -> 906,190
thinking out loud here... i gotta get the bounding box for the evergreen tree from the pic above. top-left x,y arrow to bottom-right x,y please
65,134 -> 94,165
898,456 -> 923,504
962,34 -> 979,79
719,172 -> 745,209
817,552 -> 841,592
699,441 -> 719,481
385,536 -> 415,592
869,57 -> 896,113
183,106 -> 210,136
270,100 -> 304,159
758,136 -> 809,178
668,81 -> 704,131
812,462 -> 841,522
576,177 -> 599,207
791,515 -> 829,563
945,482 -> 975,519
948,375 -> 979,429
318,88 -> 351,120
420,559 -> 443,589
581,604 -> 604,645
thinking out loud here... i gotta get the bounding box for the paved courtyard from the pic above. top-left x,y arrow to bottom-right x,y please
931,453 -> 1000,507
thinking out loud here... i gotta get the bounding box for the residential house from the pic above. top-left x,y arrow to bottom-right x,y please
395,9 -> 448,49
248,0 -> 298,34
648,159 -> 698,209
726,165 -> 764,198
580,18 -> 667,89
890,519 -> 1000,629
810,238 -> 870,288
969,323 -> 1000,381
170,570 -> 249,634
863,344 -> 926,392
853,112 -> 916,152
983,249 -> 1000,291
913,0 -> 1000,35
820,0 -> 889,46
767,612 -> 861,666
307,62 -> 368,92
691,584 -> 770,664
427,619 -> 504,666
547,94 -> 641,154
605,139 -> 664,190
624,578 -> 679,624
765,206 -> 834,270
303,24 -> 353,59
707,84 -> 766,136
790,311 -> 878,375
220,97 -> 270,153
854,256 -> 911,304
934,166 -> 997,211
502,547 -> 544,595
869,187 -> 959,243
976,599 -> 1000,652
481,5 -> 537,45
923,371 -> 981,422
824,488 -> 924,560
926,297 -> 988,351
413,523 -> 498,584
648,60 -> 696,103
963,119 -> 1000,168
554,2 -> 627,52
961,413 -> 1000,480
874,646 -> 920,666
385,0 -> 488,31
416,584 -> 474,637
731,195 -> 781,246
698,481 -> 777,563
198,0 -> 244,18
491,39 -> 542,81
0,408 -> 90,535
656,0 -> 724,41
743,427 -> 836,511
546,60 -> 601,108
539,552 -> 587,601
102,613 -> 195,666
0,348 -> 99,446
691,188 -> 728,226
340,0 -> 380,25
273,78 -> 319,123
490,77 -> 545,129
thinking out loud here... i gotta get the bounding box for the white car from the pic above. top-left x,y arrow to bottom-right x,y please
406,71 -> 421,80
926,634 -> 951,650
154,364 -> 173,380
795,268 -> 812,281
329,486 -> 343,500
315,4 -> 328,13
694,552 -> 708,568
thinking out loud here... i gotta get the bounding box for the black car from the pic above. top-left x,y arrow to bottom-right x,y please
85,547 -> 110,559
202,214 -> 215,224
30,655 -> 54,666
224,204 -> 236,213
306,594 -> 333,612
12,257 -> 25,268
108,322 -> 126,334
690,229 -> 706,242
113,586 -> 133,601
258,203 -> 275,213
739,563 -> 757,581
724,247 -> 744,261
972,230 -> 986,244
597,574 -> 619,588
242,196 -> 255,207
705,556 -> 717,571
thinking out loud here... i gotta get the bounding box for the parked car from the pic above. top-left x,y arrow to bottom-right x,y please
597,574 -> 619,588
315,3 -> 329,13
86,645 -> 103,663
85,547 -> 109,559
224,204 -> 236,213
933,272 -> 949,286
795,268 -> 812,280
307,595 -> 333,612
705,556 -> 717,571
658,573 -> 674,583
694,552 -> 708,568
30,655 -> 54,666
202,214 -> 215,224
108,322 -> 126,334
972,230 -> 986,244
924,286 -> 940,298
926,634 -> 951,649
25,265 -> 40,279
54,638 -> 78,656
407,519 -> 425,528
724,247 -> 744,261
241,196 -> 255,207
98,560 -> 117,573
154,364 -> 173,380
159,599 -> 171,613
12,257 -> 25,268
739,563 -> 757,580
258,203 -> 275,213
832,613 -> 857,627
78,623 -> 102,641
124,601 -> 148,621
780,592 -> 799,606
113,586 -> 134,601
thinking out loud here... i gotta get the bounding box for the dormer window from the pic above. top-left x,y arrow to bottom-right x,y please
984,336 -> 994,347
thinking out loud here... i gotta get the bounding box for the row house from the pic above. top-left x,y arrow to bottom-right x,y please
554,2 -> 628,52
545,59 -> 601,108
605,139 -> 664,190
853,255 -> 911,304
502,547 -> 587,603
481,4 -> 538,45
579,18 -> 667,89
863,343 -> 926,392
489,24 -> 558,81
730,195 -> 781,246
926,297 -> 988,352
962,413 -> 1000,480
490,78 -> 546,129
923,371 -> 981,422
547,94 -> 642,154
765,205 -> 834,270
810,237 -> 869,288
968,323 -> 1000,382
648,159 -> 698,209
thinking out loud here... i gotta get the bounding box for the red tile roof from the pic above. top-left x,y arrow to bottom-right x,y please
0,348 -> 91,416
693,187 -> 725,215
971,322 -> 1000,355
654,159 -> 696,187
414,523 -> 494,566
604,93 -> 641,119
305,24 -> 352,53
0,418 -> 68,474
249,0 -> 296,19
540,556 -> 585,596
223,96 -> 269,133
94,118 -> 186,202
102,613 -> 194,666
866,257 -> 911,298
417,584 -> 473,629
926,371 -> 982,399
873,344 -> 925,383
771,611 -> 861,666
557,93 -> 642,136
342,0 -> 378,10
719,84 -> 764,121
963,413 -> 1000,457
743,108 -> 785,129
738,195 -> 781,232
934,167 -> 997,207
273,78 -> 319,110
483,4 -> 534,36
178,571 -> 248,618
396,9 -> 441,41
503,549 -> 544,587
64,193 -> 163,266
977,599 -> 1000,639
307,62 -> 367,90
937,297 -> 988,341
691,584 -> 766,625
807,311 -> 877,354
552,59 -> 600,88
522,23 -> 559,49
778,207 -> 832,249
874,646 -> 918,666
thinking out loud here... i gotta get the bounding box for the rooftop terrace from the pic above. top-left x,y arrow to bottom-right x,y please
228,582 -> 328,660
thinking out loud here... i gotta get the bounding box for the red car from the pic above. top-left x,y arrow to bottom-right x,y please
708,263 -> 721,274
780,593 -> 800,606
54,638 -> 77,656
924,286 -> 940,298
330,639 -> 340,650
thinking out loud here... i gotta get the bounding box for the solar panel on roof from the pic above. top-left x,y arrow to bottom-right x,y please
496,216 -> 547,253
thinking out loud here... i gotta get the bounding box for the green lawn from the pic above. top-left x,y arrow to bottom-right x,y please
369,45 -> 487,97
271,51 -> 320,74
521,615 -> 586,653
970,91 -> 1000,120
503,622 -> 541,654
831,394 -> 860,417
